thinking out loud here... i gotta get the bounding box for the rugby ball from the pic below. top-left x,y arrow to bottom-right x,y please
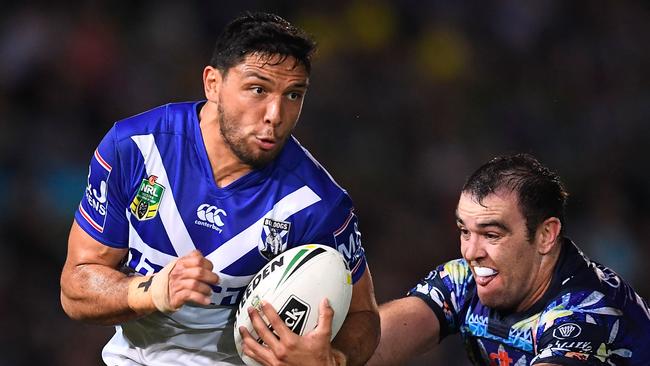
234,244 -> 353,366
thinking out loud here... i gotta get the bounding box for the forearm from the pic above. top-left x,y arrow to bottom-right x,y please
60,263 -> 148,325
332,309 -> 380,366
367,297 -> 440,366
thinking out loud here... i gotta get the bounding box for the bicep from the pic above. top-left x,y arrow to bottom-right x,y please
64,220 -> 128,270
368,296 -> 440,366
331,263 -> 380,365
348,264 -> 378,314
60,220 -> 135,323
61,220 -> 128,296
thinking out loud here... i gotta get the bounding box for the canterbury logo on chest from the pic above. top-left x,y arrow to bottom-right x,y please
195,204 -> 228,233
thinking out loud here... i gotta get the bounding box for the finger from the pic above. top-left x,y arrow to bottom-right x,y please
188,249 -> 203,258
173,288 -> 213,306
200,269 -> 219,285
168,278 -> 214,305
314,298 -> 334,338
249,305 -> 281,349
199,256 -> 214,271
239,326 -> 274,364
170,274 -> 215,295
261,300 -> 297,340
177,250 -> 204,268
171,266 -> 220,285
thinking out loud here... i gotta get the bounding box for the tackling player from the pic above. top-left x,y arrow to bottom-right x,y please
369,153 -> 650,365
60,12 -> 379,366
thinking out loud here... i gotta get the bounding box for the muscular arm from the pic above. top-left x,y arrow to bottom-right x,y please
331,265 -> 380,366
60,220 -> 219,325
60,221 -> 137,324
367,296 -> 441,366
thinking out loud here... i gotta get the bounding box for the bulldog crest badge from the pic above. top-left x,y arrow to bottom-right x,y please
258,218 -> 291,259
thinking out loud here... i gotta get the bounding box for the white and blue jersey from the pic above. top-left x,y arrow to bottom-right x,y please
76,101 -> 366,365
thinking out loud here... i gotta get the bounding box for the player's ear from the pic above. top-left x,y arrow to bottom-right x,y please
203,66 -> 223,102
536,217 -> 561,255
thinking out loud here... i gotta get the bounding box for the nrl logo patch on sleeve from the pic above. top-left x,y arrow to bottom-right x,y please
130,175 -> 165,220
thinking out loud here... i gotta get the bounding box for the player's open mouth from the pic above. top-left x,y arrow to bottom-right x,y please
474,266 -> 498,286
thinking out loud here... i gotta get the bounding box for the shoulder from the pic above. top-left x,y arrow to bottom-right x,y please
112,101 -> 201,143
414,258 -> 474,292
407,259 -> 474,338
409,259 -> 474,308
439,258 -> 473,287
532,240 -> 650,364
533,288 -> 632,364
275,136 -> 350,204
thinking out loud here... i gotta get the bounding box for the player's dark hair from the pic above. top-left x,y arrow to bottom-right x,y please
209,12 -> 316,75
462,153 -> 569,241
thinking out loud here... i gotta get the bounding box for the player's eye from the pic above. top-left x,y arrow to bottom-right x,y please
287,92 -> 303,101
251,86 -> 264,95
485,232 -> 500,240
458,228 -> 470,239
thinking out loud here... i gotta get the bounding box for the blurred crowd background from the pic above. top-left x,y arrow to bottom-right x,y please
1,1 -> 648,365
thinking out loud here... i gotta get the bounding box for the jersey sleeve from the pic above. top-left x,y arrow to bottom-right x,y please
306,193 -> 366,284
531,290 -> 630,365
74,125 -> 130,248
407,259 -> 473,340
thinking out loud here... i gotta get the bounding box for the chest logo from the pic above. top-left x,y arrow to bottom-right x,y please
553,322 -> 581,339
259,218 -> 291,260
130,175 -> 165,221
195,204 -> 227,233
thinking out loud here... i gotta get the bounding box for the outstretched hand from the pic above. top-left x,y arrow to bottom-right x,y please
239,298 -> 346,366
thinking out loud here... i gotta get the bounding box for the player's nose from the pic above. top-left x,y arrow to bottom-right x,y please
461,235 -> 485,262
264,96 -> 282,126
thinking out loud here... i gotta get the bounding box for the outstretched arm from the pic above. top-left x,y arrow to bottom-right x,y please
60,220 -> 219,325
367,296 -> 441,366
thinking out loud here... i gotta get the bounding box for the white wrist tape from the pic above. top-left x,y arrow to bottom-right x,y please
127,259 -> 179,314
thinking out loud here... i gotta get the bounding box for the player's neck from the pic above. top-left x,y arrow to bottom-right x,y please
515,246 -> 561,313
199,103 -> 253,188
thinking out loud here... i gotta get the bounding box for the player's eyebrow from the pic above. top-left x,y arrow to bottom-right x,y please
455,212 -> 510,232
476,220 -> 510,232
241,71 -> 309,89
242,71 -> 272,83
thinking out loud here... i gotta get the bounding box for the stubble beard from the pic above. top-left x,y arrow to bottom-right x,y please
218,101 -> 279,169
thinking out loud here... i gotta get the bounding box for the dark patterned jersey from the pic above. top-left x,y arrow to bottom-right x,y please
408,239 -> 650,365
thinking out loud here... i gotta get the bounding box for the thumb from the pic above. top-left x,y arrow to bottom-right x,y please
316,298 -> 334,339
188,249 -> 204,258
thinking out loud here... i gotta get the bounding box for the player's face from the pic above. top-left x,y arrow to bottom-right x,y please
217,54 -> 309,168
456,191 -> 543,312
